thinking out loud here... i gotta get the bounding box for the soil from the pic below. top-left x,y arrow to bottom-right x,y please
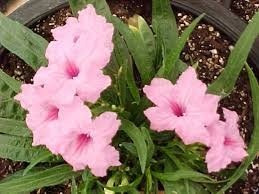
0,0 -> 258,193
0,0 -> 7,13
231,0 -> 259,22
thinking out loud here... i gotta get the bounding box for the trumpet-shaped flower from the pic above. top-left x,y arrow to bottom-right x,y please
33,5 -> 114,103
47,5 -> 114,69
55,109 -> 121,177
144,67 -> 220,146
206,108 -> 247,172
15,84 -> 84,152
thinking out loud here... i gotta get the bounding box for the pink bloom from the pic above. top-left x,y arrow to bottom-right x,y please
56,108 -> 121,177
15,84 -> 84,153
33,5 -> 114,103
48,5 -> 114,68
144,67 -> 220,146
206,108 -> 247,172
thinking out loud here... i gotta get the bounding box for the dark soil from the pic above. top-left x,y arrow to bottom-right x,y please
231,0 -> 259,22
0,0 -> 258,193
0,0 -> 7,13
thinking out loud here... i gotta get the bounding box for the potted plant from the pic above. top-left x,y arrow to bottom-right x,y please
0,0 -> 258,193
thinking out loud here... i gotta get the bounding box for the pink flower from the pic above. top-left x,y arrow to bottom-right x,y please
206,108 -> 248,172
144,67 -> 220,146
33,5 -> 114,103
15,84 -> 84,153
55,108 -> 121,177
47,5 -> 114,69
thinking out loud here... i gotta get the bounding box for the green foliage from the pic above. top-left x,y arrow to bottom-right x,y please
152,0 -> 178,55
23,152 -> 53,176
0,79 -> 24,120
112,16 -> 155,84
121,119 -> 148,173
0,12 -> 48,70
0,118 -> 30,137
0,134 -> 50,162
0,69 -> 21,93
208,11 -> 259,96
152,170 -> 216,183
69,0 -> 111,18
0,165 -> 77,193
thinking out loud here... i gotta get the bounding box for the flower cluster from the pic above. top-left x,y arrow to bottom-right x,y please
15,5 -> 121,177
144,67 -> 247,172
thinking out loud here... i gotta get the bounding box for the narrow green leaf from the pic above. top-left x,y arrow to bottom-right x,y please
216,64 -> 259,193
79,170 -> 95,194
141,127 -> 155,167
158,14 -> 204,81
152,170 -> 215,183
0,12 -> 48,70
112,16 -> 155,84
71,176 -> 78,194
0,69 -> 21,93
152,0 -> 178,55
208,12 -> 259,96
0,134 -> 49,162
121,119 -> 148,173
69,0 -> 111,18
0,165 -> 77,193
121,142 -> 137,156
126,61 -> 140,104
0,79 -> 25,120
23,151 -> 52,176
98,176 -> 143,192
0,118 -> 31,137
164,180 -> 209,194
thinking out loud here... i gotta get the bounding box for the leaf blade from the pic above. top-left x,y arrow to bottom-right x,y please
0,12 -> 48,70
121,119 -> 148,173
0,118 -> 31,137
0,165 -> 77,193
208,12 -> 259,96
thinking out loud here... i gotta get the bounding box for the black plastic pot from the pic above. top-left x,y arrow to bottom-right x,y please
2,0 -> 259,75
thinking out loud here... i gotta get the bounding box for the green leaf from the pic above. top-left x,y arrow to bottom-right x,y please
0,134 -> 49,162
121,142 -> 137,156
129,15 -> 156,63
158,14 -> 204,81
69,0 -> 111,18
0,79 -> 25,120
0,12 -> 48,70
208,12 -> 259,96
23,151 -> 52,176
0,165 -> 77,193
163,180 -> 209,194
121,119 -> 148,173
216,64 -> 259,193
71,176 -> 78,194
112,16 -> 155,84
0,69 -> 21,93
79,170 -> 96,194
98,176 -> 143,192
152,0 -> 178,55
0,118 -> 31,137
141,127 -> 155,167
152,170 -> 215,183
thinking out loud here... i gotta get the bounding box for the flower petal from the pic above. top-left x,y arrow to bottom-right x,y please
143,78 -> 175,107
91,112 -> 121,145
144,107 -> 177,132
206,145 -> 231,172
